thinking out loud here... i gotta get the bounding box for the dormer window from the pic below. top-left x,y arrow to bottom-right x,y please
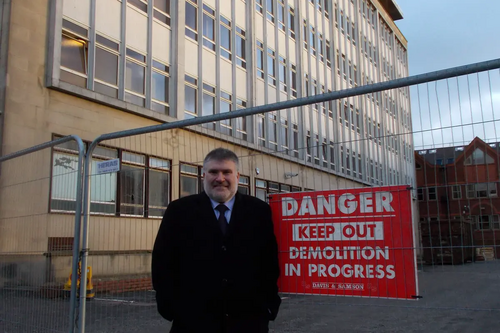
465,148 -> 494,165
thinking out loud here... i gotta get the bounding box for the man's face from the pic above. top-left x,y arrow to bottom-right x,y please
203,158 -> 240,203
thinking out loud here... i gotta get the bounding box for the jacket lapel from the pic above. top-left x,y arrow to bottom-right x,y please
226,192 -> 243,236
198,192 -> 221,230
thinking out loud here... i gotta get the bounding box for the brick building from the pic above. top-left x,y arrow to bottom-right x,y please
415,137 -> 500,262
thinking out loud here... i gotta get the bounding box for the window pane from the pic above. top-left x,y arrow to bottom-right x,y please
125,61 -> 145,93
90,159 -> 117,214
257,49 -> 264,70
152,71 -> 169,103
186,3 -> 197,30
125,92 -> 145,107
180,175 -> 198,197
221,25 -> 231,50
185,85 -> 197,114
256,188 -> 267,201
150,157 -> 170,170
120,165 -> 145,216
203,14 -> 215,40
149,170 -> 170,217
154,0 -> 170,13
238,186 -> 249,195
60,70 -> 86,87
123,152 -> 145,164
236,35 -> 245,58
51,152 -> 79,211
61,35 -> 86,74
267,54 -> 275,76
95,82 -> 118,98
95,48 -> 118,85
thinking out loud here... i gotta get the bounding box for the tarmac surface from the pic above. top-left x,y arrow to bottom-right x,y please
1,260 -> 500,332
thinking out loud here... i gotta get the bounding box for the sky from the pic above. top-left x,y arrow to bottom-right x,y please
393,1 -> 500,149
395,0 -> 500,75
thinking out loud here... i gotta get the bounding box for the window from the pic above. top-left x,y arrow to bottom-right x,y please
452,185 -> 461,199
236,27 -> 246,68
306,131 -> 312,160
256,179 -> 268,201
219,91 -> 233,136
303,20 -> 308,49
202,83 -> 215,129
153,0 -> 171,26
280,117 -> 288,153
151,60 -> 170,114
267,47 -> 276,86
466,183 -> 498,198
184,75 -> 198,119
238,176 -> 250,194
50,137 -> 171,218
148,157 -> 171,217
268,113 -> 278,150
185,0 -> 198,41
255,179 -> 293,202
278,56 -> 287,92
235,99 -> 247,140
202,5 -> 216,50
256,40 -> 265,79
257,115 -> 265,147
325,39 -> 331,67
60,20 -> 88,88
266,0 -> 275,23
128,0 -> 147,12
125,48 -> 146,107
473,215 -> 500,230
329,141 -> 336,170
292,123 -> 299,157
288,7 -> 295,39
290,64 -> 297,97
345,148 -> 351,175
318,33 -> 324,62
220,16 -> 232,60
278,0 -> 285,31
465,148 -> 494,165
309,25 -> 316,56
428,187 -> 437,201
180,163 -> 201,197
94,35 -> 119,98
120,152 -> 146,216
256,0 -> 263,14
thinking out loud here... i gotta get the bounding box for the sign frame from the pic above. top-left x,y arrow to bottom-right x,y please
269,185 -> 419,300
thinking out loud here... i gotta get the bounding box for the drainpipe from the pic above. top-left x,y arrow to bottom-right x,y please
0,0 -> 12,160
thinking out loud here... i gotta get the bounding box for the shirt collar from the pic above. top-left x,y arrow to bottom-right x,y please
210,194 -> 236,212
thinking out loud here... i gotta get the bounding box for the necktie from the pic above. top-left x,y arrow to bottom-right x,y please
216,204 -> 229,235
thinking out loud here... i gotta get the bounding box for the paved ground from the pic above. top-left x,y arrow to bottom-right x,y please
1,261 -> 500,333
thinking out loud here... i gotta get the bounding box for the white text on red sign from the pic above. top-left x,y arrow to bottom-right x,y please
292,222 -> 384,241
282,192 -> 394,217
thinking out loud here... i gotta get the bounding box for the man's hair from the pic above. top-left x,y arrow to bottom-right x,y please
203,148 -> 239,170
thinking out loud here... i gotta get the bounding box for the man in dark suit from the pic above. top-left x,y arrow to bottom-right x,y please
152,148 -> 281,333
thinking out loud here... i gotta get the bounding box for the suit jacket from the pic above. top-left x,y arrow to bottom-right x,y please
152,191 -> 281,333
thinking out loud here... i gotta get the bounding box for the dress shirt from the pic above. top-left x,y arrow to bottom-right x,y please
210,195 -> 235,224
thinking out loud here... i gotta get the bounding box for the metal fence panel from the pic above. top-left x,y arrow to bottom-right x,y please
72,60 -> 500,332
0,136 -> 85,333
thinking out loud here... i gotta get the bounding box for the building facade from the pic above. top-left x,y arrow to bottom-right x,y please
0,0 -> 413,286
415,137 -> 500,261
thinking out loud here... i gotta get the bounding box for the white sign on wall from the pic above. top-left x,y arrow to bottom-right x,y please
96,158 -> 120,175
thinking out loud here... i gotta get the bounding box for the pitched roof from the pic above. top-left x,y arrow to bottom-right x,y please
415,137 -> 500,166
